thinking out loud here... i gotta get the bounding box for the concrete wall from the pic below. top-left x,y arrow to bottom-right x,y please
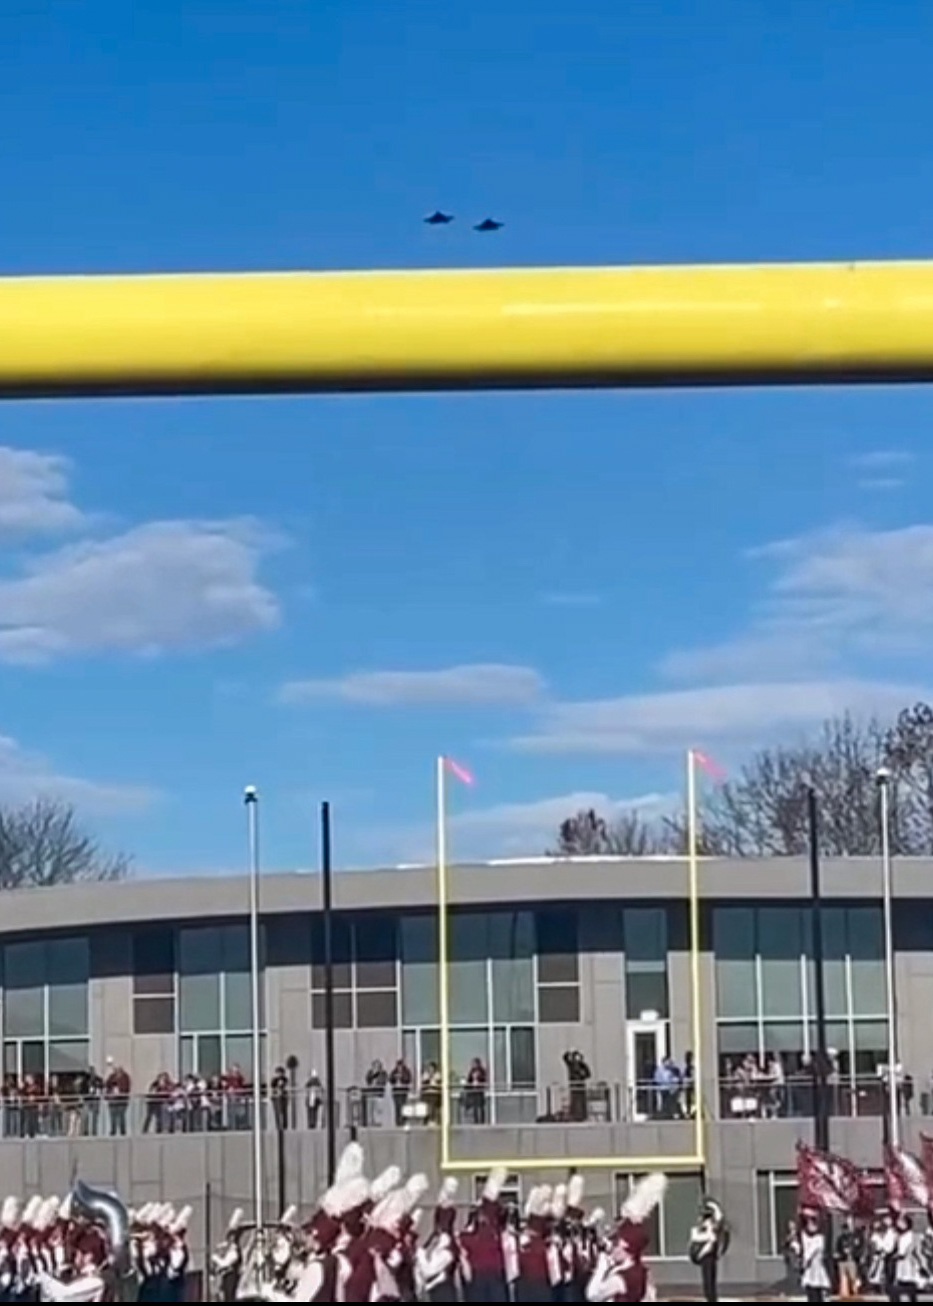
8,1115 -> 914,1290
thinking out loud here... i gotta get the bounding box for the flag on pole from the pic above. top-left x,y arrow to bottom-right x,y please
444,756 -> 474,786
692,749 -> 727,782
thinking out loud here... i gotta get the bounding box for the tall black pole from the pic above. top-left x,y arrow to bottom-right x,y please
807,785 -> 830,1151
276,1121 -> 286,1219
321,800 -> 337,1185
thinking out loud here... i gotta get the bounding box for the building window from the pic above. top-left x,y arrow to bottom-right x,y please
624,908 -> 669,1020
400,909 -> 539,1124
613,1173 -> 702,1260
714,905 -> 888,1117
310,915 -> 399,1030
472,1173 -> 522,1209
178,925 -> 264,1079
755,1171 -> 798,1258
132,928 -> 176,1035
2,936 -> 89,1082
536,908 -> 580,1022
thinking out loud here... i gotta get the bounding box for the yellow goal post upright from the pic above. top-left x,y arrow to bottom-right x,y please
435,749 -> 707,1177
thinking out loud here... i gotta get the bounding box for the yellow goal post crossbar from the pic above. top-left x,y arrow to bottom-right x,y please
2,260 -> 933,396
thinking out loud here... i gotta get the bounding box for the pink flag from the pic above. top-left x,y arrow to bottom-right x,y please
693,749 -> 727,782
796,1142 -> 863,1216
444,756 -> 474,786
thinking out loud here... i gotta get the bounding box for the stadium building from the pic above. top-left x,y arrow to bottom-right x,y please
0,854 -> 929,1290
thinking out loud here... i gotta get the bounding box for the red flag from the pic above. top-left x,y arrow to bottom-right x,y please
692,749 -> 727,782
444,756 -> 474,786
797,1142 -> 862,1215
920,1134 -> 933,1201
885,1144 -> 930,1212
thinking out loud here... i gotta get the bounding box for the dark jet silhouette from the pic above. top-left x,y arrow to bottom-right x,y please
474,218 -> 504,231
424,210 -> 454,225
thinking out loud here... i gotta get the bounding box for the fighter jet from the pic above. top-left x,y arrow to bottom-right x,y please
474,218 -> 504,232
424,210 -> 454,225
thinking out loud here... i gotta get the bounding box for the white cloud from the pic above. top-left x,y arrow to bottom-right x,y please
0,447 -> 87,536
661,523 -> 933,683
0,734 -> 155,813
373,789 -> 674,861
447,790 -> 675,855
280,663 -> 545,706
0,519 -> 280,662
849,451 -> 913,490
507,678 -> 926,756
849,450 -> 913,470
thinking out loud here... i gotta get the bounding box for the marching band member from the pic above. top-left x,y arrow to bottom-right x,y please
894,1211 -> 923,1303
868,1209 -> 898,1299
163,1205 -> 191,1302
514,1186 -> 556,1301
209,1206 -> 246,1301
459,1167 -> 515,1301
299,1172 -> 370,1301
688,1196 -> 729,1303
563,1176 -> 591,1303
416,1178 -> 461,1302
586,1173 -> 667,1302
794,1207 -> 832,1304
366,1176 -> 428,1302
0,1197 -> 21,1303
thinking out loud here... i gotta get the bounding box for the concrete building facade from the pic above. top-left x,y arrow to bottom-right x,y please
0,854 -> 929,1290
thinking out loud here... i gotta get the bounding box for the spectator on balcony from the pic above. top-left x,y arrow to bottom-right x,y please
143,1073 -> 171,1134
421,1061 -> 442,1124
271,1065 -> 290,1131
21,1074 -> 41,1139
105,1062 -> 131,1136
901,1071 -> 915,1116
363,1059 -> 388,1126
653,1057 -> 682,1119
306,1070 -> 323,1128
564,1050 -> 591,1122
225,1063 -> 248,1131
462,1057 -> 488,1125
389,1058 -> 413,1127
78,1068 -> 104,1135
682,1050 -> 696,1118
762,1054 -> 787,1119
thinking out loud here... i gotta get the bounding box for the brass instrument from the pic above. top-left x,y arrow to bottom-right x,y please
70,1178 -> 135,1300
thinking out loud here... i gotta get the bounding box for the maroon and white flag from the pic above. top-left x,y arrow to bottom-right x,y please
920,1134 -> 933,1200
796,1143 -> 863,1215
885,1145 -> 930,1212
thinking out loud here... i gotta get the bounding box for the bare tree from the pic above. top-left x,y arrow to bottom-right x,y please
0,799 -> 130,890
549,702 -> 933,858
550,807 -> 676,856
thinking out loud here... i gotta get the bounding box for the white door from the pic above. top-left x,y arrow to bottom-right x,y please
626,1022 -> 667,1121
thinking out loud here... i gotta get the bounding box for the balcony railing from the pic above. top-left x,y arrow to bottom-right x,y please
718,1073 -> 910,1122
0,1075 -> 916,1140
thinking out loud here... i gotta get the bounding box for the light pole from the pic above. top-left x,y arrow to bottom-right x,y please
806,785 -> 830,1151
244,786 -> 266,1233
876,767 -> 899,1146
320,800 -> 337,1186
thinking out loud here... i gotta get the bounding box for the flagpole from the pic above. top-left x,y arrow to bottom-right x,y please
243,785 -> 265,1240
686,749 -> 704,1166
436,755 -> 451,1165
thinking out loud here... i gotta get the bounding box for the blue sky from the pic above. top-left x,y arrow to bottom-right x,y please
1,0 -> 933,873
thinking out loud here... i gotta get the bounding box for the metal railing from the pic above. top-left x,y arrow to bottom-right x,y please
0,1075 -> 918,1139
717,1073 -> 915,1122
